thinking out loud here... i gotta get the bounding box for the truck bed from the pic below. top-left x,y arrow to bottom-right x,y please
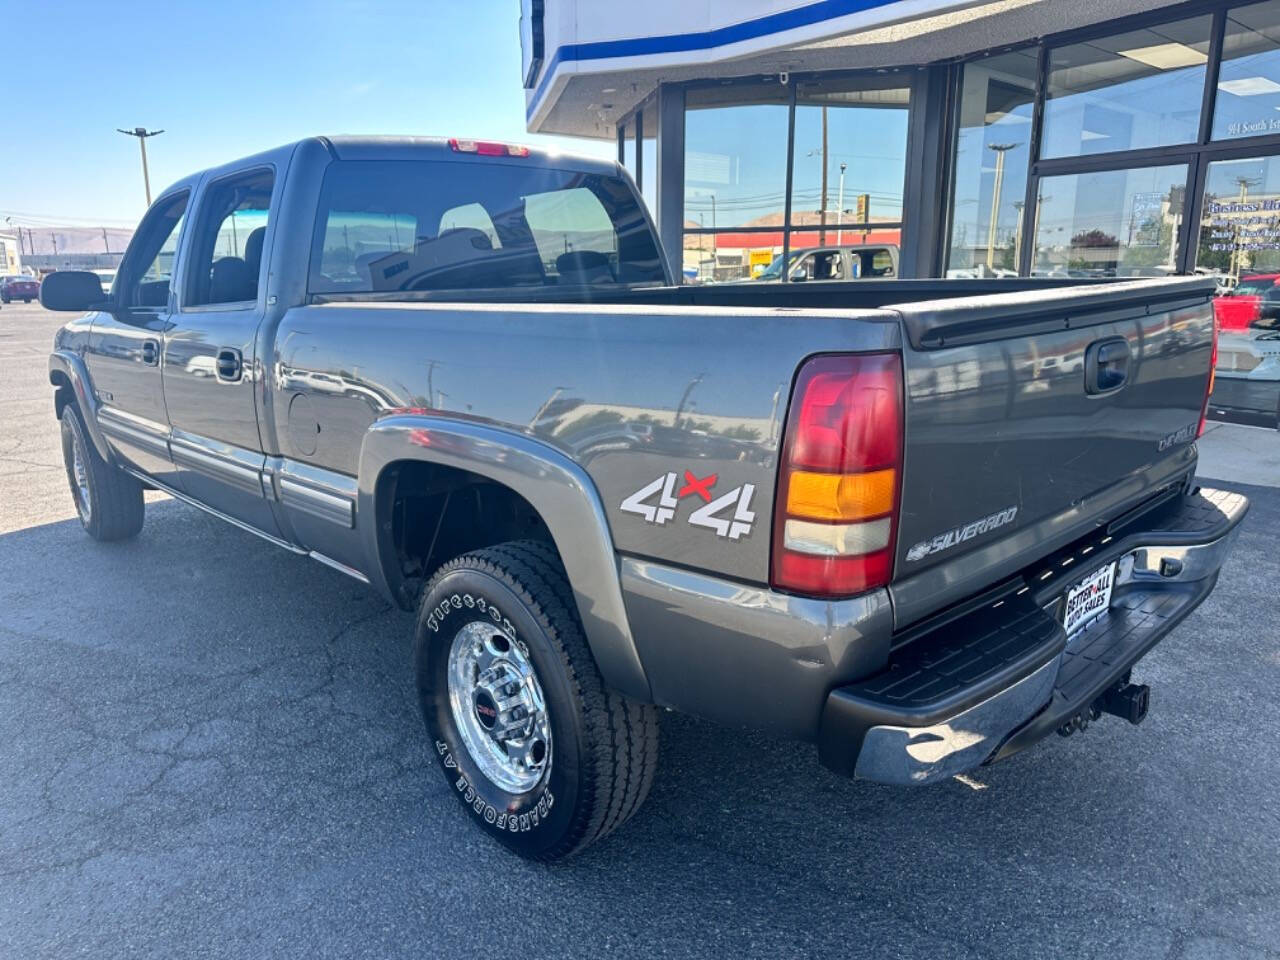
305,275 -> 1216,631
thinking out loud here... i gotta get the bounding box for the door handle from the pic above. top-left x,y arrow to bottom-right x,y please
140,339 -> 159,366
1085,337 -> 1131,394
216,347 -> 243,382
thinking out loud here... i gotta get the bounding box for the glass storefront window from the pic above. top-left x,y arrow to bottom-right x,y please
1214,1 -> 1280,140
684,85 -> 790,230
639,107 -> 657,216
1196,154 -> 1280,419
621,118 -> 637,182
1031,164 -> 1188,277
788,79 -> 909,255
1041,16 -> 1212,158
1197,154 -> 1280,275
945,50 -> 1039,278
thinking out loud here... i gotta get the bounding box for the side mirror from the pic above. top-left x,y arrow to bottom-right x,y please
39,271 -> 107,312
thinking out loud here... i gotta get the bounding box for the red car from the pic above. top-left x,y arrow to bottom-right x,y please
1214,273 -> 1280,332
0,274 -> 40,303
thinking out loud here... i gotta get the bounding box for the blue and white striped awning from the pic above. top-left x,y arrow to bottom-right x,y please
523,0 -> 989,135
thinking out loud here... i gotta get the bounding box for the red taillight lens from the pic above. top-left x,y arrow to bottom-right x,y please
1197,312 -> 1219,438
772,353 -> 904,598
788,356 -> 902,471
448,138 -> 531,157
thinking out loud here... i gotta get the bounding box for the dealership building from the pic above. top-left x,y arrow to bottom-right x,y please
521,0 -> 1280,419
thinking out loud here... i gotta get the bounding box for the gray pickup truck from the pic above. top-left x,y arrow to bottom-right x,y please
42,137 -> 1247,860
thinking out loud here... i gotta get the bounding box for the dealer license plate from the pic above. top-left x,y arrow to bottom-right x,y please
1062,561 -> 1116,636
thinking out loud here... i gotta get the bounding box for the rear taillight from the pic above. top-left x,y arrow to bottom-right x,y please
448,138 -> 531,157
1197,313 -> 1219,438
771,353 -> 904,598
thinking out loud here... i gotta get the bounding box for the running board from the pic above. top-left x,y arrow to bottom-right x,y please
127,470 -> 374,585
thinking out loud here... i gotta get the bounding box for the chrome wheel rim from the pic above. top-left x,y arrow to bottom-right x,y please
446,619 -> 551,795
70,431 -> 91,523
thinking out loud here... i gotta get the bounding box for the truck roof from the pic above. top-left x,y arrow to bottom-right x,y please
321,135 -> 617,173
152,135 -> 624,205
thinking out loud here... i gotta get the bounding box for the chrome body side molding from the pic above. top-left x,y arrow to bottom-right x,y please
269,457 -> 357,529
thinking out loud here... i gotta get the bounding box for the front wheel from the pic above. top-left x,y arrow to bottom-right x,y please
60,405 -> 145,541
414,540 -> 658,861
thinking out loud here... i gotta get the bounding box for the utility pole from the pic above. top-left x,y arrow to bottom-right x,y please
819,106 -> 829,246
1012,201 -> 1025,270
835,162 -> 847,246
101,228 -> 111,254
117,127 -> 165,206
710,194 -> 717,269
1032,192 -> 1051,273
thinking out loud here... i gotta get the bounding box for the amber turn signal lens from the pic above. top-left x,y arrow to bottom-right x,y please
785,468 -> 896,522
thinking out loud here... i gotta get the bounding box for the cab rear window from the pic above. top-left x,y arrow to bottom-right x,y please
308,159 -> 665,294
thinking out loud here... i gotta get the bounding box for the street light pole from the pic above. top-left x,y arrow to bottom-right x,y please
986,143 -> 1019,271
117,127 -> 164,206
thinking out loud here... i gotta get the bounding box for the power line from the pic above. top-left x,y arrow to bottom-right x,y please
0,209 -> 138,227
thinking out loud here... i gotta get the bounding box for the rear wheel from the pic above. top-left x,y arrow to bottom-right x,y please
414,540 -> 657,861
59,404 -> 145,541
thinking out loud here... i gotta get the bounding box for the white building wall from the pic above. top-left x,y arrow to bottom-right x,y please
0,235 -> 21,274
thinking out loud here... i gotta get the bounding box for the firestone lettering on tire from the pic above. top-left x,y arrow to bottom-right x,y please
426,593 -> 522,654
435,740 -> 554,832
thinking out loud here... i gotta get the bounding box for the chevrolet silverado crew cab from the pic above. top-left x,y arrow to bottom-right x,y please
42,137 -> 1247,860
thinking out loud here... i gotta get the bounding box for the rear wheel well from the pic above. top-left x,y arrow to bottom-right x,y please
376,460 -> 556,608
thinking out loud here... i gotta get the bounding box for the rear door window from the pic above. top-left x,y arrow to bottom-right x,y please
308,158 -> 666,295
861,248 -> 896,277
184,168 -> 274,307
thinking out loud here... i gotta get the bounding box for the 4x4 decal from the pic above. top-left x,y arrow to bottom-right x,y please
620,470 -> 756,540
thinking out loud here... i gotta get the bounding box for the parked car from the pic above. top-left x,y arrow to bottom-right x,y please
1212,272 -> 1280,332
91,269 -> 117,294
42,137 -> 1245,861
0,273 -> 39,303
755,243 -> 898,282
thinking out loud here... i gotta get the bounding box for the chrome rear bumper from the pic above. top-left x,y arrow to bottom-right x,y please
820,487 -> 1248,785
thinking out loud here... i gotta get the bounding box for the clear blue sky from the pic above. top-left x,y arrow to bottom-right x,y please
0,0 -> 612,226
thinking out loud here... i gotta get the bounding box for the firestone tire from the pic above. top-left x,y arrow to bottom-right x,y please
414,540 -> 658,861
59,404 -> 145,541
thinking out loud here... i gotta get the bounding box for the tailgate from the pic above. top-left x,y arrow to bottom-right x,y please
888,277 -> 1215,628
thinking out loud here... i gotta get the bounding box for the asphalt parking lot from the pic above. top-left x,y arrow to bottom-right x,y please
2,299 -> 1278,959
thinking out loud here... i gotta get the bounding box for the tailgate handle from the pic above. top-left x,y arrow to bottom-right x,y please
1085,337 -> 1130,394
